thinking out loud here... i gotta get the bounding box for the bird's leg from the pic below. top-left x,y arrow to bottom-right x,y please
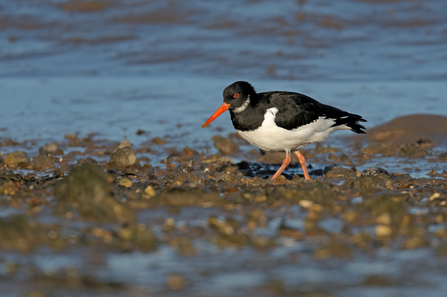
294,151 -> 310,180
270,151 -> 291,180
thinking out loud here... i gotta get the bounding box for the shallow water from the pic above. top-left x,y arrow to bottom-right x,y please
1,76 -> 446,147
1,0 -> 447,296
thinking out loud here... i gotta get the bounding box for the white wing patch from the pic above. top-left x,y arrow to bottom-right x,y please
267,107 -> 278,117
236,110 -> 350,152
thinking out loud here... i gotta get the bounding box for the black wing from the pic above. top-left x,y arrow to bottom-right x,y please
266,91 -> 367,134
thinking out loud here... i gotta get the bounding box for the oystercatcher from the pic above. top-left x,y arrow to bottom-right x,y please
202,81 -> 366,180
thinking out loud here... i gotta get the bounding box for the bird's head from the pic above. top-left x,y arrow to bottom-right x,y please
202,81 -> 256,128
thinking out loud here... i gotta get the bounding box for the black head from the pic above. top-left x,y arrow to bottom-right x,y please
223,81 -> 257,110
202,81 -> 257,128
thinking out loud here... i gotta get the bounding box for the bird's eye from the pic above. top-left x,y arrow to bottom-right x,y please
233,94 -> 239,98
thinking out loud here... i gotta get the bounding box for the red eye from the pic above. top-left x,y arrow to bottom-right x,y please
233,94 -> 239,98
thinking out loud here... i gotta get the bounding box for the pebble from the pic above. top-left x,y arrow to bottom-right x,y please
32,155 -> 55,171
212,135 -> 239,155
142,185 -> 156,199
361,167 -> 393,178
65,134 -> 81,146
117,177 -> 133,187
55,163 -> 136,223
152,137 -> 167,145
167,274 -> 185,290
39,142 -> 64,156
107,139 -> 137,169
4,151 -> 30,167
324,166 -> 355,178
299,200 -> 314,208
375,225 -> 392,237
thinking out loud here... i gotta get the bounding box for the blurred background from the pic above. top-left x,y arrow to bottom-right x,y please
1,0 -> 446,79
1,0 -> 446,149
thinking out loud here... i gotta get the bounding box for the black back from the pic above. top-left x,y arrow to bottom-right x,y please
230,90 -> 366,134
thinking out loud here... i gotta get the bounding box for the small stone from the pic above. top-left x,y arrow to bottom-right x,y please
107,139 -> 137,169
212,135 -> 239,155
429,193 -> 441,201
152,137 -> 167,145
32,155 -> 55,171
167,274 -> 185,290
299,199 -> 314,208
276,174 -> 286,182
218,164 -> 238,175
328,153 -> 339,162
4,151 -> 30,167
399,142 -> 429,158
428,170 -> 438,177
0,181 -> 19,195
375,225 -> 392,237
324,166 -> 354,178
376,213 -> 391,225
55,163 -> 136,223
39,142 -> 64,156
136,129 -> 147,135
439,152 -> 447,160
361,167 -> 393,178
183,146 -> 198,156
0,138 -> 16,147
17,162 -> 33,170
65,134 -> 81,146
117,177 -> 133,187
142,186 -> 156,199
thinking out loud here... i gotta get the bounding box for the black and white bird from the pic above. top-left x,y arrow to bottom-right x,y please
202,81 -> 366,180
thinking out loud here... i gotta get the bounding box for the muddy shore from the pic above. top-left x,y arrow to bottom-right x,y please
1,114 -> 446,296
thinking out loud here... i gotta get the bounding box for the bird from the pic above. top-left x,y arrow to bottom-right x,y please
202,81 -> 366,180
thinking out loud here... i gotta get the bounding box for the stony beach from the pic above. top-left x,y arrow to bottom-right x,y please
1,113 -> 447,296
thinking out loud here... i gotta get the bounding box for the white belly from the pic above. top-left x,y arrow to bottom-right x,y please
236,108 -> 349,152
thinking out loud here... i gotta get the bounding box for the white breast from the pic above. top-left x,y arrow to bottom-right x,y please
236,107 -> 349,152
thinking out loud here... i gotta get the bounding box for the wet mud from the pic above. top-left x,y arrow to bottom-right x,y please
1,114 -> 447,296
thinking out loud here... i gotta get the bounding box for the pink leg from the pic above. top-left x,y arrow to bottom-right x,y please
270,151 -> 291,180
294,151 -> 310,180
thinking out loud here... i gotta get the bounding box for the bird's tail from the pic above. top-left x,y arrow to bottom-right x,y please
335,114 -> 367,134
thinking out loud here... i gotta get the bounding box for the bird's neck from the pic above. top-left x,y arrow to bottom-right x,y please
229,99 -> 266,131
